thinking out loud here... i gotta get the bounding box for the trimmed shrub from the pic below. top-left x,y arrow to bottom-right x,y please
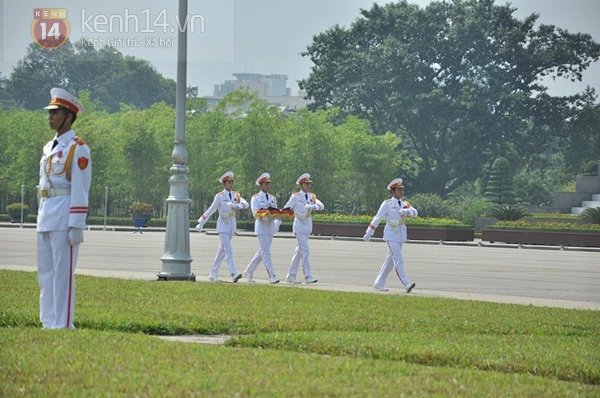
485,157 -> 515,205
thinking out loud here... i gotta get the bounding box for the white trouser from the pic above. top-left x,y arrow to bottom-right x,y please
373,240 -> 411,287
244,234 -> 277,277
210,232 -> 238,277
37,230 -> 79,329
288,232 -> 311,278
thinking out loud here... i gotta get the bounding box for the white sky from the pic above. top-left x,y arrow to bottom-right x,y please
1,0 -> 599,98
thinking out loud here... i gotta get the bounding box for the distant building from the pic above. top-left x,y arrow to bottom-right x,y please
206,73 -> 312,110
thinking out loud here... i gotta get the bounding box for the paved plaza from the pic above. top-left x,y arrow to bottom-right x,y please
1,225 -> 598,310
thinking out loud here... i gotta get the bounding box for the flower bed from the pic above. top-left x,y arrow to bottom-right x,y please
312,216 -> 474,241
483,221 -> 600,247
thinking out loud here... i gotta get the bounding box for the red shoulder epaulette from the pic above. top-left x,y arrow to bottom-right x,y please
74,137 -> 86,146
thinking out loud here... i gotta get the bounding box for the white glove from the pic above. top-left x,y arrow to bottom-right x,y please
195,223 -> 204,231
363,233 -> 371,242
274,219 -> 282,233
399,209 -> 410,216
407,208 -> 418,217
228,202 -> 238,210
68,227 -> 84,245
236,203 -> 245,210
305,204 -> 314,211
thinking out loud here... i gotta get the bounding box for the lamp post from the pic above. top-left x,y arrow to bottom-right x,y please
104,186 -> 108,231
20,183 -> 24,228
158,0 -> 195,281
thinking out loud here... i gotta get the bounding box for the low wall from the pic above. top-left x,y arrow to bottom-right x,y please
576,175 -> 600,194
553,192 -> 591,213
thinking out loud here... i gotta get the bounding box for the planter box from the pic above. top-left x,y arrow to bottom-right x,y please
8,211 -> 29,223
312,223 -> 474,241
131,215 -> 151,227
482,229 -> 600,247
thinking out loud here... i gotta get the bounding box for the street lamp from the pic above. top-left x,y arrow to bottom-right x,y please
158,0 -> 195,281
104,186 -> 108,231
20,183 -> 24,228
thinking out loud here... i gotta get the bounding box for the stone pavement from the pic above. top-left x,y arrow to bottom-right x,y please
1,223 -> 599,310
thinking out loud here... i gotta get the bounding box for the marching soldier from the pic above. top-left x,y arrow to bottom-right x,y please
283,173 -> 324,284
243,173 -> 281,284
363,178 -> 418,293
37,88 -> 91,329
196,171 -> 249,282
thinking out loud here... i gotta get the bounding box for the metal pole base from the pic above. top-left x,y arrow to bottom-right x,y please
157,272 -> 196,281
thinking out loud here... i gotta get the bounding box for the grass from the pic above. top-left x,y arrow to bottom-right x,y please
1,270 -> 599,396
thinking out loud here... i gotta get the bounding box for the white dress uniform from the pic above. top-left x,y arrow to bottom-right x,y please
243,173 -> 281,283
364,178 -> 418,292
196,172 -> 249,281
284,173 -> 324,283
37,88 -> 91,329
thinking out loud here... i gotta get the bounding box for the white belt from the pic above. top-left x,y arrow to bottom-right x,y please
39,187 -> 71,198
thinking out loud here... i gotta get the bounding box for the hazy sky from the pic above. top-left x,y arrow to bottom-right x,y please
1,0 -> 599,98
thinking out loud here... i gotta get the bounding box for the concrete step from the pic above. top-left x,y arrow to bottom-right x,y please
581,201 -> 600,208
592,194 -> 600,201
572,207 -> 588,215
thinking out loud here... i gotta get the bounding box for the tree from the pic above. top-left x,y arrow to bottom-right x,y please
299,0 -> 600,197
6,42 -> 74,110
562,103 -> 600,174
485,157 -> 514,205
7,40 -> 176,112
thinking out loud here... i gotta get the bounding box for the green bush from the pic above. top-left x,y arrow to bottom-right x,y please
580,207 -> 600,224
448,197 -> 492,226
486,204 -> 530,221
6,202 -> 29,213
583,160 -> 598,176
407,193 -> 451,218
6,203 -> 30,221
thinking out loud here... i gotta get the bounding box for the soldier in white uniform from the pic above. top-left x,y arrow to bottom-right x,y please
363,178 -> 418,293
283,173 -> 324,284
196,171 -> 249,282
37,88 -> 91,329
243,173 -> 281,284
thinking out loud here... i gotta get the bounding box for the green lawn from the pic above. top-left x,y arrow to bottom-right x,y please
1,270 -> 598,396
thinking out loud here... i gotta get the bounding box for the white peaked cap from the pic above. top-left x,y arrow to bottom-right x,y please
296,173 -> 312,185
219,171 -> 234,183
43,87 -> 84,114
387,178 -> 404,190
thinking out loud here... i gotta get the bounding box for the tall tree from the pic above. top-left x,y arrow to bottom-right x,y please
562,103 -> 600,174
7,40 -> 176,112
6,42 -> 74,110
299,0 -> 600,196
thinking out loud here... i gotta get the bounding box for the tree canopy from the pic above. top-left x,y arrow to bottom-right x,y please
0,92 -> 405,217
6,40 -> 176,112
299,0 -> 600,197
